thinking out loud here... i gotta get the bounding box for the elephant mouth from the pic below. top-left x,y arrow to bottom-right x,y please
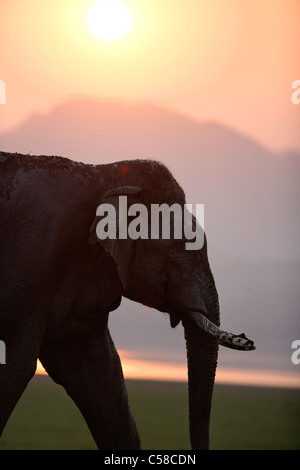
186,310 -> 256,351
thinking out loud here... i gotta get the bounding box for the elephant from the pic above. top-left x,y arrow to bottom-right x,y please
0,151 -> 255,450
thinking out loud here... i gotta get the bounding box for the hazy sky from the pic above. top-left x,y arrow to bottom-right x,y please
1,0 -> 300,151
1,1 -> 300,388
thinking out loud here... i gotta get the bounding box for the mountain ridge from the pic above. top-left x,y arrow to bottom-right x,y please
2,98 -> 298,161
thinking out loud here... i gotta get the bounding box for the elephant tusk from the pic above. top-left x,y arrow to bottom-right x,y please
187,311 -> 256,351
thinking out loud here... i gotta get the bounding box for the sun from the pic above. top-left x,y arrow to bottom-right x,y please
87,0 -> 132,41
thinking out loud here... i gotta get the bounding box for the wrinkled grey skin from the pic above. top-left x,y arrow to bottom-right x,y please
0,151 -> 221,450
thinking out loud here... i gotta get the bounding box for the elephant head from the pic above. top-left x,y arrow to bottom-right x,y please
89,160 -> 255,450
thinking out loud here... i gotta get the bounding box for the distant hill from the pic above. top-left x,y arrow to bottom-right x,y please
1,98 -> 299,260
1,99 -> 299,360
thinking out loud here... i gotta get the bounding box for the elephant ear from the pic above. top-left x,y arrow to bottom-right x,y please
88,186 -> 142,290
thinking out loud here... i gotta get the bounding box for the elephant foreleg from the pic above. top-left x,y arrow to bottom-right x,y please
39,326 -> 141,450
0,326 -> 38,437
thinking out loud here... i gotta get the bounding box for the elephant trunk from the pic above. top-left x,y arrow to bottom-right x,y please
183,317 -> 219,450
182,306 -> 255,449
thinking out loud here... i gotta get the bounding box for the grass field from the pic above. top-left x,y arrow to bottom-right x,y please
0,375 -> 299,450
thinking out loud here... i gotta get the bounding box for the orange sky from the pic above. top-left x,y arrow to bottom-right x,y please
1,0 -> 300,150
36,350 -> 300,389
